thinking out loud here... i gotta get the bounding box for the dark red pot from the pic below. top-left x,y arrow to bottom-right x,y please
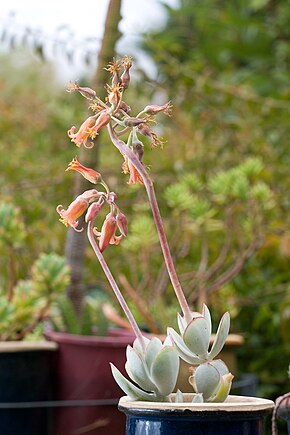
45,329 -> 135,435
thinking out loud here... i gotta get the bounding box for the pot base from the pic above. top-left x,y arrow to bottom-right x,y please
119,394 -> 274,435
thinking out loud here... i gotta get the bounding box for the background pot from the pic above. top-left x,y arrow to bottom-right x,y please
0,341 -> 57,435
45,328 -> 135,435
119,394 -> 274,435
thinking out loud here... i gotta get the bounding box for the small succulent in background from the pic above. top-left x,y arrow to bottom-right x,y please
111,335 -> 180,402
0,202 -> 70,340
51,295 -> 109,336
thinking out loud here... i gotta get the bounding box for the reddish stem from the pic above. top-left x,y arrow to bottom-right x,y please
107,123 -> 192,324
87,221 -> 146,351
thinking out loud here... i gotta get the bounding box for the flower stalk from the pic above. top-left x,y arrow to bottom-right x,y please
87,221 -> 146,352
107,122 -> 192,324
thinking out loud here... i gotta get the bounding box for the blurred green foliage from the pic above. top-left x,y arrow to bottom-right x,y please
139,0 -> 290,398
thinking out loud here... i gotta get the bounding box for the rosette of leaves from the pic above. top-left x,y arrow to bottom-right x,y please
168,305 -> 233,402
111,335 -> 180,402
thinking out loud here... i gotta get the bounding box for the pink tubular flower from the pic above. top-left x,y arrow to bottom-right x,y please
96,213 -> 124,252
85,201 -> 104,223
56,197 -> 89,232
57,190 -> 100,232
66,156 -> 102,184
68,116 -> 97,148
91,111 -> 110,135
116,211 -> 128,236
127,159 -> 144,185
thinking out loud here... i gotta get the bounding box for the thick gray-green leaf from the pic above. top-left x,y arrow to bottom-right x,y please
192,393 -> 204,403
183,317 -> 211,357
202,304 -> 212,336
210,359 -> 229,377
209,312 -> 230,359
195,362 -> 221,400
133,336 -> 150,354
150,346 -> 180,396
177,313 -> 187,334
125,346 -> 156,392
175,389 -> 184,403
168,327 -> 204,364
110,364 -> 156,401
145,337 -> 163,369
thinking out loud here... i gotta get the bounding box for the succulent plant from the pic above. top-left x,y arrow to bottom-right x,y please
58,58 -> 235,405
168,304 -> 233,402
111,335 -> 180,402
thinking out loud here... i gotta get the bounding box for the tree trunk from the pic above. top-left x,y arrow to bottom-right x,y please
65,0 -> 122,317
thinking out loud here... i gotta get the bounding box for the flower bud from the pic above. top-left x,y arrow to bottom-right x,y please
116,211 -> 128,236
143,102 -> 172,116
120,56 -> 132,90
119,101 -> 131,114
124,117 -> 145,127
85,202 -> 103,223
66,82 -> 96,100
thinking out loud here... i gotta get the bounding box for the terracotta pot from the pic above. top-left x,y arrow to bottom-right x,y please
119,394 -> 274,435
0,341 -> 57,435
45,329 -> 135,435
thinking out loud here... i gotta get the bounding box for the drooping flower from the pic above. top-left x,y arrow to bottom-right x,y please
66,156 -> 102,184
68,111 -> 110,148
91,111 -> 111,135
122,157 -> 144,185
95,213 -> 124,252
56,197 -> 89,232
56,190 -> 100,232
116,211 -> 128,236
68,116 -> 97,148
137,123 -> 165,148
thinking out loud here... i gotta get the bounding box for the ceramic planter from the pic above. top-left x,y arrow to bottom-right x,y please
119,394 -> 274,435
0,341 -> 57,435
45,328 -> 135,435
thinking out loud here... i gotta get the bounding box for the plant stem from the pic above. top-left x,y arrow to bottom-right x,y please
87,221 -> 146,351
107,123 -> 192,323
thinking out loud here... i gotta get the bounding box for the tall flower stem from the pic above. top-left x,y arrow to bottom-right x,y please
87,221 -> 146,351
107,123 -> 192,324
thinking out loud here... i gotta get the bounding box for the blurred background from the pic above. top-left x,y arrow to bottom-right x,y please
0,0 -> 289,404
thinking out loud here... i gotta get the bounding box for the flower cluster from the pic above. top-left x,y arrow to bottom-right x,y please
58,56 -> 171,252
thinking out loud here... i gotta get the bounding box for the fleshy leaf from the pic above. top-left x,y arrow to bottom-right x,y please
168,327 -> 204,364
202,304 -> 212,336
192,393 -> 204,403
110,364 -> 156,401
175,389 -> 184,403
195,362 -> 221,400
210,359 -> 229,377
209,312 -> 230,359
210,373 -> 234,403
150,346 -> 180,396
133,335 -> 150,354
177,313 -> 187,334
145,337 -> 163,369
125,346 -> 156,392
183,317 -> 211,357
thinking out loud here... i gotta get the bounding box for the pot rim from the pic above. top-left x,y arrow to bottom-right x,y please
0,341 -> 58,352
119,394 -> 274,413
45,328 -> 135,347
